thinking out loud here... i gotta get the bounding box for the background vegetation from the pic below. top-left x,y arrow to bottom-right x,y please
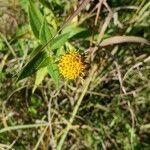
0,0 -> 150,149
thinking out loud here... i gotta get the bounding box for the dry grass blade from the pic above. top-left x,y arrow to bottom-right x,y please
1,0 -> 150,149
97,0 -> 113,43
99,36 -> 150,46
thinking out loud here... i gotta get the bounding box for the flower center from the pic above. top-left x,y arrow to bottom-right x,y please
58,51 -> 85,79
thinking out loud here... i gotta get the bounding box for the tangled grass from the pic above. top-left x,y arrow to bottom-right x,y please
0,0 -> 150,149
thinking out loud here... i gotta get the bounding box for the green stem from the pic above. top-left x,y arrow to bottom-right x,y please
57,66 -> 96,150
0,123 -> 48,134
0,33 -> 17,58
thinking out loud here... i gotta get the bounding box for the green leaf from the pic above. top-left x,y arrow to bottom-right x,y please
39,16 -> 52,43
28,0 -> 43,38
32,57 -> 52,93
37,57 -> 51,69
32,67 -> 48,93
17,51 -> 48,81
39,0 -> 51,9
28,106 -> 37,115
29,45 -> 43,59
51,33 -> 70,50
30,94 -> 42,107
47,59 -> 60,88
62,25 -> 86,39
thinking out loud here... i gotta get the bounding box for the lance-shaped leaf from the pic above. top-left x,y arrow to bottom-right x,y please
39,16 -> 53,43
62,25 -> 86,39
28,0 -> 43,38
17,51 -> 48,81
50,33 -> 70,50
32,67 -> 48,93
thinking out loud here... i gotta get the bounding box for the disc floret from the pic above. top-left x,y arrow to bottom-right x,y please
58,51 -> 85,79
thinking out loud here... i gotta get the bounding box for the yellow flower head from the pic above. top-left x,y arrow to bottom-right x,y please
58,51 -> 85,80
